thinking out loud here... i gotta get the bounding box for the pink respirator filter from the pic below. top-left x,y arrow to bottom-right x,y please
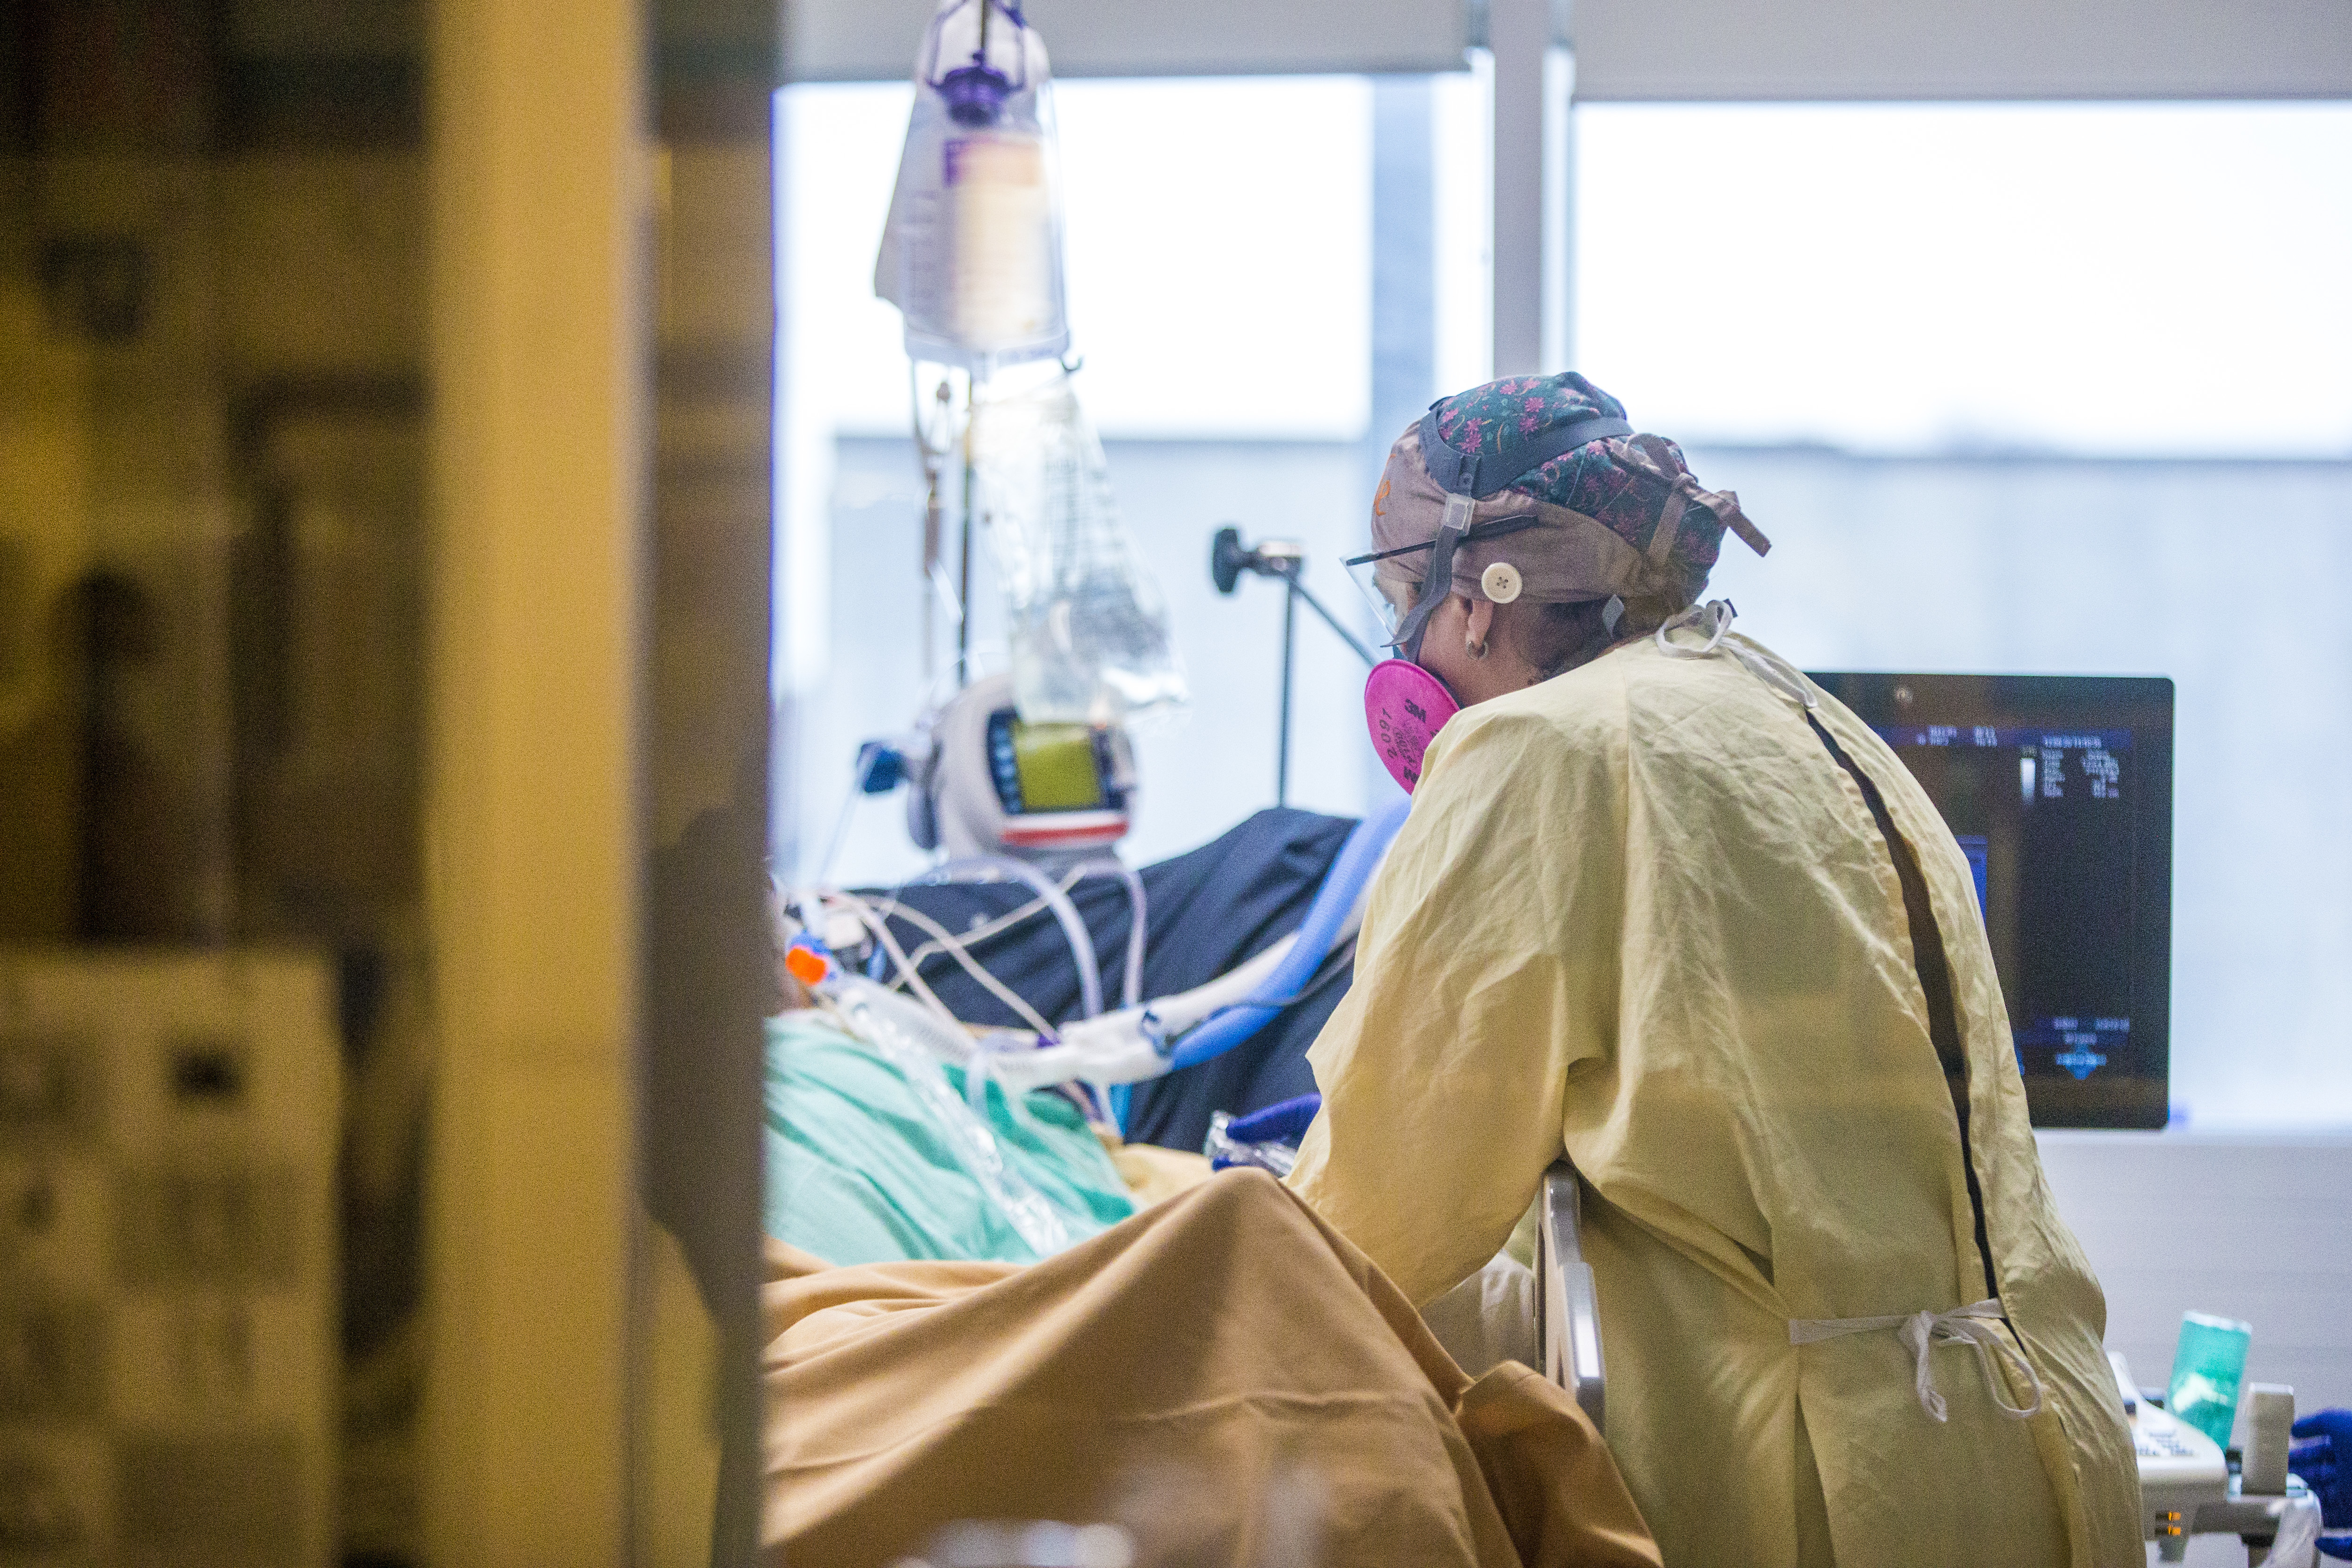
1364,658 -> 1460,794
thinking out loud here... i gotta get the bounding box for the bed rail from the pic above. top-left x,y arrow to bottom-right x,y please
1535,1158 -> 1606,1431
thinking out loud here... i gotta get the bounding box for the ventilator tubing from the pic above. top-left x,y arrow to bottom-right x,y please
1167,794 -> 1409,1068
987,795 -> 1410,1093
818,963 -> 1080,1255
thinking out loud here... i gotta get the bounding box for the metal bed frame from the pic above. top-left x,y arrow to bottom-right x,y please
1534,1158 -> 1606,1431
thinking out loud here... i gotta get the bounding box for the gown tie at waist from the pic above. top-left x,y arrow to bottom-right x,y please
1788,1299 -> 2046,1423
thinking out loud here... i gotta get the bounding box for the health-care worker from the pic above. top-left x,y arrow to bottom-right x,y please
1287,373 -> 2141,1568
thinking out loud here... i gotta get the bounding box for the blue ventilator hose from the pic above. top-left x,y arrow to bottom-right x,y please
1163,795 -> 1412,1073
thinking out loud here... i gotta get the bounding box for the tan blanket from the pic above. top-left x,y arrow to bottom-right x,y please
764,1168 -> 1658,1568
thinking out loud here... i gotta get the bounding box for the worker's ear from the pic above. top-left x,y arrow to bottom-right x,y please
1464,596 -> 1497,655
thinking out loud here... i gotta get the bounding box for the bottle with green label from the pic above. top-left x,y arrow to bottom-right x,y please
2168,1310 -> 2253,1448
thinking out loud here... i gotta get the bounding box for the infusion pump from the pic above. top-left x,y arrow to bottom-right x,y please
0,953 -> 339,1567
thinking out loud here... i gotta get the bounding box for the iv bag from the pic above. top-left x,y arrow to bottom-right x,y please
970,373 -> 1188,728
875,0 -> 1070,377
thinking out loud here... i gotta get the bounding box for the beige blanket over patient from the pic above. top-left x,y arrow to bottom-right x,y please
764,1168 -> 1659,1568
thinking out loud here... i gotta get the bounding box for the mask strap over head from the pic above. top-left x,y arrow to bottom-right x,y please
1393,406 -> 1633,665
1395,503 -> 1514,663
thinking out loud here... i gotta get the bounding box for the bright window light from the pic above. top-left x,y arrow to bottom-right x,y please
774,76 -> 1387,886
779,77 -> 1371,441
1576,103 -> 2352,456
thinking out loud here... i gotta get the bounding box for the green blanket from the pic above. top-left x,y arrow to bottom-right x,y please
764,1010 -> 1136,1266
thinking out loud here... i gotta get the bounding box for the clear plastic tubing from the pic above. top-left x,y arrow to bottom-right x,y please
1073,857 -> 1146,1009
828,970 -> 1076,1256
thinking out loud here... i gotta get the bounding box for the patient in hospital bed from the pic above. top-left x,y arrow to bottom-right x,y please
764,1159 -> 1657,1568
753,786 -> 1662,1566
762,966 -> 1653,1564
764,1007 -> 1160,1266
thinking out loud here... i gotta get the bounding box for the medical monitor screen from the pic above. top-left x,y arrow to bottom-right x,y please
1806,673 -> 2174,1129
985,710 -> 1109,815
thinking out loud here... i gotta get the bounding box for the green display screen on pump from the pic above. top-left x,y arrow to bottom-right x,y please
986,710 -> 1107,814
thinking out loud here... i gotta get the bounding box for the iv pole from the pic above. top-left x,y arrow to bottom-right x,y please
1210,525 -> 1377,807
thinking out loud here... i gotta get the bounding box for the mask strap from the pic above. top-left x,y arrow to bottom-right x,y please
1418,407 -> 1633,498
1655,599 -> 1819,709
1395,492 -> 1477,665
1656,598 -> 1735,658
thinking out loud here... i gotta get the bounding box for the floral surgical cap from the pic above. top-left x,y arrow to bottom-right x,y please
1372,372 -> 1770,612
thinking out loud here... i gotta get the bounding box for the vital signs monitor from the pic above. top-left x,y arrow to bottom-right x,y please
1809,673 -> 2174,1129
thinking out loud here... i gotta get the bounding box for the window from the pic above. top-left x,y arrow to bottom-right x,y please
776,74 -> 1488,885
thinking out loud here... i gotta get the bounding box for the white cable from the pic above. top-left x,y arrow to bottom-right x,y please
858,892 -> 1059,1039
894,892 -> 1051,967
886,866 -> 1083,974
925,856 -> 1104,1019
843,858 -> 1108,1049
821,887 -> 965,1035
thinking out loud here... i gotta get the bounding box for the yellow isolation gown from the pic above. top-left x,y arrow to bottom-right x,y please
1289,629 -> 2141,1568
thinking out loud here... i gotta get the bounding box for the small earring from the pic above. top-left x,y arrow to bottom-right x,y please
1466,633 -> 1489,661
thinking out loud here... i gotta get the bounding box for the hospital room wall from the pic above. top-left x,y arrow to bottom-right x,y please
2040,1134 -> 2352,1455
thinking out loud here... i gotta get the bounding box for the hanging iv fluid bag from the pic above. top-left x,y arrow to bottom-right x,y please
875,0 -> 1070,376
970,373 -> 1188,727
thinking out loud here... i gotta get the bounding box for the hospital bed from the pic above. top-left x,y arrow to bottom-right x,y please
1536,1159 -> 1607,1431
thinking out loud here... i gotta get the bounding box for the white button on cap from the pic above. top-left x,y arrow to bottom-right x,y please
1481,561 -> 1522,603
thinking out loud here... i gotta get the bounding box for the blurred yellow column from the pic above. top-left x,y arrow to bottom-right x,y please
423,0 -> 649,1560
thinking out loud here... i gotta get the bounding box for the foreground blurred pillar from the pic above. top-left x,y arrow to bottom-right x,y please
423,0 -> 650,1559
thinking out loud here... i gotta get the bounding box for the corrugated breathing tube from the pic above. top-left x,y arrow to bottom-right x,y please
1163,794 -> 1411,1072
